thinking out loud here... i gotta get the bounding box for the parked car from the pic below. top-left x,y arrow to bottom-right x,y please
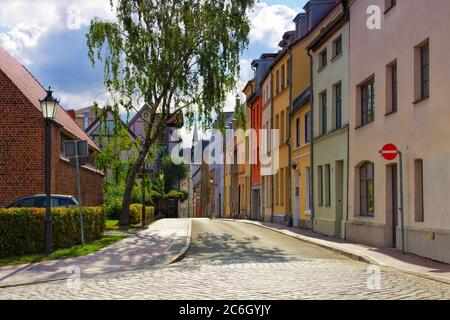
5,194 -> 79,208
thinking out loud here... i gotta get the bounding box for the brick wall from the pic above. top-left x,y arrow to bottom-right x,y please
0,69 -> 103,206
0,69 -> 45,205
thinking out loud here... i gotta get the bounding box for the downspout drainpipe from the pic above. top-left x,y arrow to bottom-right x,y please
249,65 -> 255,221
307,47 -> 315,230
270,70 -> 274,224
288,49 -> 293,226
343,0 -> 350,240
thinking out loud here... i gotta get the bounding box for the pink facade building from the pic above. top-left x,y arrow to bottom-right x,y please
346,0 -> 450,263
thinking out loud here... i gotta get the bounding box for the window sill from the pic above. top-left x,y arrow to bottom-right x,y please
384,4 -> 396,15
413,95 -> 429,105
354,119 -> 375,130
330,53 -> 342,63
317,65 -> 328,73
357,213 -> 375,218
385,110 -> 397,116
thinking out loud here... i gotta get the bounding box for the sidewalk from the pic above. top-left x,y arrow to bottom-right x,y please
0,218 -> 192,288
237,219 -> 450,285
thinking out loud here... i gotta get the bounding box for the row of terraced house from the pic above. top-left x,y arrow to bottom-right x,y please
188,0 -> 450,265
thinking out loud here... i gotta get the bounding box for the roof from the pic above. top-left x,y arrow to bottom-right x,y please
307,8 -> 348,51
258,0 -> 341,86
86,116 -> 138,141
128,105 -> 183,128
291,86 -> 311,114
0,47 -> 100,151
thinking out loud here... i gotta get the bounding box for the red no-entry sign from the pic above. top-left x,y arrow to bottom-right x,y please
380,143 -> 398,161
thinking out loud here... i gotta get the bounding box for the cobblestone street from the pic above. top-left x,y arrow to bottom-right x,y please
1,220 -> 449,300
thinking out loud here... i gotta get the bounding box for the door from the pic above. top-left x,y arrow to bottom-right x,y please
391,165 -> 398,247
293,171 -> 300,227
237,185 -> 241,219
218,193 -> 222,218
335,161 -> 344,236
252,189 -> 260,221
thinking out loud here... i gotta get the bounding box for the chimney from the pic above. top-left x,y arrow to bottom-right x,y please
66,109 -> 76,121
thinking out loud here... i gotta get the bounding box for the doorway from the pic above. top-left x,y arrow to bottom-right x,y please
391,165 -> 398,247
252,189 -> 260,221
237,185 -> 241,219
335,161 -> 344,236
293,171 -> 300,227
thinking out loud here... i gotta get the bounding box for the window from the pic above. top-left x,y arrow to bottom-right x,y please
320,91 -> 327,134
296,118 -> 300,147
360,162 -> 375,216
306,167 -> 311,211
60,134 -> 72,155
275,172 -> 279,205
11,197 -> 34,208
276,70 -> 280,94
414,159 -> 424,222
280,168 -> 284,206
285,167 -> 289,207
275,114 -> 280,145
84,112 -> 89,129
385,0 -> 396,12
325,164 -> 331,206
281,64 -> 285,90
333,36 -> 343,58
281,110 -> 285,143
286,110 -> 289,144
319,49 -> 327,70
360,78 -> 375,125
334,83 -> 342,128
318,166 -> 323,206
287,58 -> 292,85
387,62 -> 398,113
305,112 -> 311,143
420,43 -> 429,99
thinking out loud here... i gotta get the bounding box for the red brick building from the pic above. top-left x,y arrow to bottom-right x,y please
0,47 -> 103,206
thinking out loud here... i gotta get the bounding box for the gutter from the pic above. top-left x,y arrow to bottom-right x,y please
270,73 -> 274,224
307,47 -> 315,229
287,49 -> 293,225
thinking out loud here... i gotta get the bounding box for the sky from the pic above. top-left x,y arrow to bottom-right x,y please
0,0 -> 308,111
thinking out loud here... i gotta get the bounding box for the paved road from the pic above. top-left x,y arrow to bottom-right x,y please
1,219 -> 449,300
186,219 -> 345,262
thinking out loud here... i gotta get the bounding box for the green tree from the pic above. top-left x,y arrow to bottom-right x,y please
87,0 -> 255,225
160,154 -> 188,193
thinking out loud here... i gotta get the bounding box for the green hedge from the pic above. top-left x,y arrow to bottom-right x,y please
103,202 -> 155,224
129,204 -> 155,224
0,207 -> 106,258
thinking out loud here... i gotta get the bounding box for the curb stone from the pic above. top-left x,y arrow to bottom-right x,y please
169,219 -> 192,264
235,219 -> 450,285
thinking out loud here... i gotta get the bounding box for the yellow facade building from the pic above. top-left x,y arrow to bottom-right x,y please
270,42 -> 291,224
288,1 -> 338,228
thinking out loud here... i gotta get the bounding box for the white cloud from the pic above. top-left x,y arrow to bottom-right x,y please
0,0 -> 115,64
248,2 -> 297,49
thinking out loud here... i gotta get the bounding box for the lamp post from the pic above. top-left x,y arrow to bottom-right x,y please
40,87 -> 58,254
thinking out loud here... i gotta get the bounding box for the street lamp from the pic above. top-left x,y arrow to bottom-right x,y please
40,87 -> 58,254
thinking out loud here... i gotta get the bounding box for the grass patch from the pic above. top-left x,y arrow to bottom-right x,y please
0,234 -> 128,266
106,219 -> 143,231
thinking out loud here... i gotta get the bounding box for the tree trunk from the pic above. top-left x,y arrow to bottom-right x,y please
119,135 -> 155,225
118,160 -> 142,225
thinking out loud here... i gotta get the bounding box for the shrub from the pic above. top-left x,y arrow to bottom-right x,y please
103,202 -> 155,225
129,204 -> 155,224
0,207 -> 106,258
103,198 -> 122,220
